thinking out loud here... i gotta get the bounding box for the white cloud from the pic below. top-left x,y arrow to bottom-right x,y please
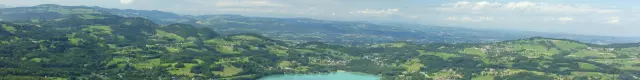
505,1 -> 536,9
479,16 -> 494,21
461,17 -> 476,22
120,0 -> 134,4
349,8 -> 400,16
215,0 -> 286,8
436,1 -> 637,25
439,1 -> 620,14
453,1 -> 500,10
605,17 -> 620,24
445,16 -> 457,20
557,17 -> 574,21
544,17 -> 575,22
607,19 -> 620,23
408,16 -> 419,19
445,16 -> 495,22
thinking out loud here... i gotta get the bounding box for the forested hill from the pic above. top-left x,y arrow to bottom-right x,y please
1,7 -> 640,80
1,4 -> 639,45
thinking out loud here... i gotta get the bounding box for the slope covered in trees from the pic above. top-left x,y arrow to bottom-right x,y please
0,14 -> 348,79
0,4 -> 639,80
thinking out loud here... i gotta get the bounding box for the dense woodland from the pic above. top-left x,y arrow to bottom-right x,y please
0,4 -> 639,80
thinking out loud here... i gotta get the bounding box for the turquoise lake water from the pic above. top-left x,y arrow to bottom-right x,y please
258,72 -> 381,80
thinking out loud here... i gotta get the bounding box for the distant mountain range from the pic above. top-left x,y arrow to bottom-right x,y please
374,22 -> 640,44
1,4 -> 638,45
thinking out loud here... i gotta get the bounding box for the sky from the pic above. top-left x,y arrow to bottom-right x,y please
1,0 -> 640,37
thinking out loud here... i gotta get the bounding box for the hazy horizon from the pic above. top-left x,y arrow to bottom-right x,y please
2,0 -> 640,37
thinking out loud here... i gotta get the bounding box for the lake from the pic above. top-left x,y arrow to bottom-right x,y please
258,71 -> 381,80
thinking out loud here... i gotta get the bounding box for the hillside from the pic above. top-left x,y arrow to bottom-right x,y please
1,4 -> 638,45
0,9 -> 639,80
0,14 -> 341,79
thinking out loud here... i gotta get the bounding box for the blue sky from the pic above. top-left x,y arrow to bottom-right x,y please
1,0 -> 640,37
